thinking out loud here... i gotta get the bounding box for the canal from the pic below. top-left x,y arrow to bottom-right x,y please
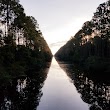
0,58 -> 109,110
37,58 -> 89,110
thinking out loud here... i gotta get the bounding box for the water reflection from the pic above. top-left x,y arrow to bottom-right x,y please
58,61 -> 110,110
37,58 -> 89,110
0,63 -> 51,110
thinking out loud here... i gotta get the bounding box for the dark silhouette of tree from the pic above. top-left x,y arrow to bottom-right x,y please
0,0 -> 52,90
57,62 -> 110,110
55,0 -> 110,73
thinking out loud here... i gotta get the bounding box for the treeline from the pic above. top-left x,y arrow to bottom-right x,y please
55,0 -> 110,74
58,62 -> 110,110
0,0 -> 52,84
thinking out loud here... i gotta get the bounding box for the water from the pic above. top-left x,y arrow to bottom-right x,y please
37,58 -> 89,110
0,67 -> 49,110
0,58 -> 110,110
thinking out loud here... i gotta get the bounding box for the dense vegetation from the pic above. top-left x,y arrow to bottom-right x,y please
0,0 -> 52,85
58,62 -> 110,110
55,0 -> 110,74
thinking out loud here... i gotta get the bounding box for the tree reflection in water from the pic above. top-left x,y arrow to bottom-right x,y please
0,64 -> 51,110
58,61 -> 110,110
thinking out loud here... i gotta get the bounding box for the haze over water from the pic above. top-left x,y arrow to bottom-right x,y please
37,58 -> 89,110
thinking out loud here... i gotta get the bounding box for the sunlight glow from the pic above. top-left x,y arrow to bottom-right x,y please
20,0 -> 105,54
43,17 -> 92,54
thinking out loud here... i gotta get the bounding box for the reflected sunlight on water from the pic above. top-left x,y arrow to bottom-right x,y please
37,58 -> 89,110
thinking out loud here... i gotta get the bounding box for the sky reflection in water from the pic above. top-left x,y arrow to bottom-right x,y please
37,58 -> 89,110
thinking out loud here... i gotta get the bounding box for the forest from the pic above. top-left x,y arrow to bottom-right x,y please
55,0 -> 110,75
0,0 -> 52,85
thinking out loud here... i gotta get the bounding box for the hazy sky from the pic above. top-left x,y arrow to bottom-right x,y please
20,0 -> 105,54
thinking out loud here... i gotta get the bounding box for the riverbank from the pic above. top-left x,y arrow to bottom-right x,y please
55,57 -> 110,84
55,0 -> 110,76
0,45 -> 52,87
0,0 -> 52,87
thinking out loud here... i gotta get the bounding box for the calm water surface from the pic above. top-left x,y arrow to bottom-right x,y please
37,58 -> 89,110
0,58 -> 109,110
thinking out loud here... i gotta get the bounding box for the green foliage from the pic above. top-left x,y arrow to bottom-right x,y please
0,0 -> 52,86
84,56 -> 107,72
0,65 -> 11,86
55,0 -> 110,74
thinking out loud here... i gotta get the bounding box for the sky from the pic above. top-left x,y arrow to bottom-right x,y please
20,0 -> 105,54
